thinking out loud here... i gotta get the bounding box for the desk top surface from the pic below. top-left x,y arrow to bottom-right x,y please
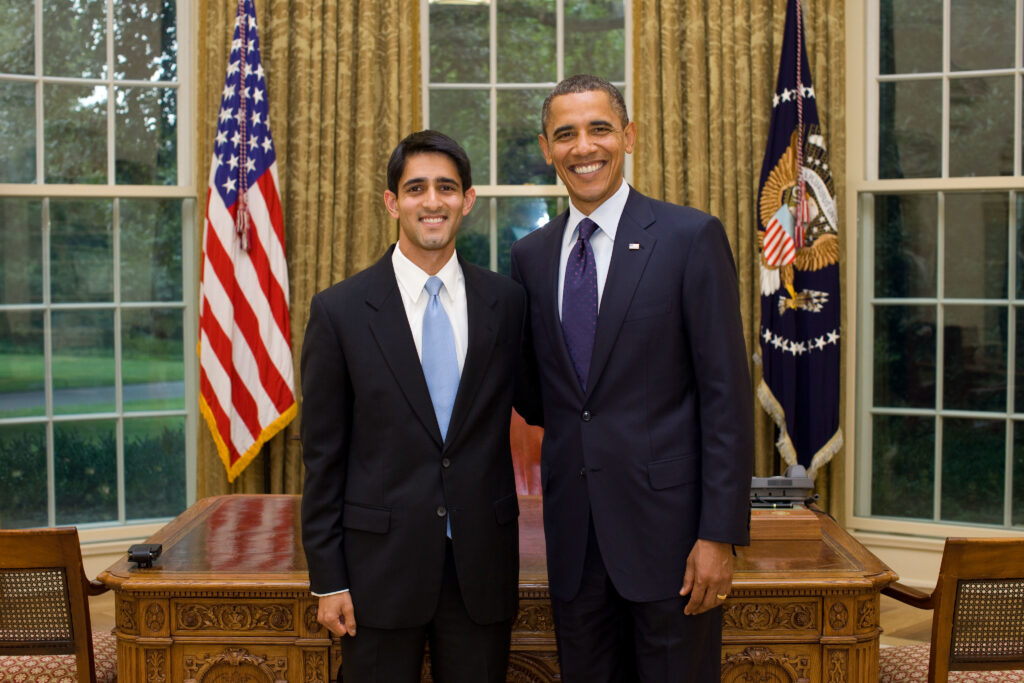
99,494 -> 895,593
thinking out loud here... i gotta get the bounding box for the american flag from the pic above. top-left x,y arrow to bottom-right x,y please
198,0 -> 296,482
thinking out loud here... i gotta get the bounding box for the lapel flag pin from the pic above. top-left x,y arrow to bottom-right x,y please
628,243 -> 641,250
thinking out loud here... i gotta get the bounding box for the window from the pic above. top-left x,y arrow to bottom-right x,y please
854,0 -> 1024,531
0,0 -> 195,529
423,0 -> 629,275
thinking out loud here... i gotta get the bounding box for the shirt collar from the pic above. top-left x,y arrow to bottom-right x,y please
566,178 -> 630,243
392,244 -> 462,303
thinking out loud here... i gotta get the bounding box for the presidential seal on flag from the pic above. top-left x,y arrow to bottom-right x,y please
756,0 -> 842,479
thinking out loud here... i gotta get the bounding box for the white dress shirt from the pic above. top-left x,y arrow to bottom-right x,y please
392,244 -> 469,374
557,178 -> 630,317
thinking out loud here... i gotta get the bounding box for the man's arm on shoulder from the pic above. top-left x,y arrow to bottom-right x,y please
299,293 -> 353,594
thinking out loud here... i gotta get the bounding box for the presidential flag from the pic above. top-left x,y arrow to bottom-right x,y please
198,0 -> 296,482
756,0 -> 842,479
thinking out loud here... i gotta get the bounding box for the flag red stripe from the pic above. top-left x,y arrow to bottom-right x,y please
199,367 -> 241,462
199,297 -> 262,441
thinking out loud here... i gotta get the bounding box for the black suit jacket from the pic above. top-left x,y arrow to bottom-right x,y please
300,246 -> 526,629
510,187 -> 754,603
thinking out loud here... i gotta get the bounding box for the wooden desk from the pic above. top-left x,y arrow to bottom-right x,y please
99,495 -> 895,683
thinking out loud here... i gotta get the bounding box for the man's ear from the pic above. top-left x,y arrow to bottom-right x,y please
383,190 -> 399,219
461,187 -> 477,216
538,133 -> 553,165
624,120 -> 637,155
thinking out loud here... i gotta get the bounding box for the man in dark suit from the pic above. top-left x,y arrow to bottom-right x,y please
300,130 -> 526,682
510,75 -> 754,682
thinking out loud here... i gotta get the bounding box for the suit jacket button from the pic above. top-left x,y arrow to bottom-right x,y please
441,457 -> 451,468
582,410 -> 592,421
436,505 -> 447,517
578,468 -> 586,478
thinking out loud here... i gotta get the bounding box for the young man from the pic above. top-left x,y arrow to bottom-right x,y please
300,130 -> 526,682
510,75 -> 754,681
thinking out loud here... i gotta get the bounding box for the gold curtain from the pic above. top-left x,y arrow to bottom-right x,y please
195,0 -> 421,497
632,0 -> 846,513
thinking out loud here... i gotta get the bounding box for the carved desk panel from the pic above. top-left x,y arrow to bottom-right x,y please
99,495 -> 895,683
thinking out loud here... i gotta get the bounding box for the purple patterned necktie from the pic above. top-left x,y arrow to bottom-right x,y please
561,217 -> 600,390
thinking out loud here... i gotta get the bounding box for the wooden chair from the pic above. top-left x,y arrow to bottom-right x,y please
0,527 -> 117,683
879,537 -> 1024,682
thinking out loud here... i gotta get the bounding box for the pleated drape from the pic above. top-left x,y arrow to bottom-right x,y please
195,0 -> 421,497
632,0 -> 846,513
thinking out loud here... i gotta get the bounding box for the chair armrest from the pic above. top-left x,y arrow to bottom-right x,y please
86,579 -> 111,597
882,581 -> 934,610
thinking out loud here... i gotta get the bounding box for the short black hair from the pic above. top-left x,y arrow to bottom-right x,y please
541,74 -> 629,136
386,130 -> 472,194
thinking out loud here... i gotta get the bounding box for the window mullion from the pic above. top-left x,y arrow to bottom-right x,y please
935,192 -> 946,523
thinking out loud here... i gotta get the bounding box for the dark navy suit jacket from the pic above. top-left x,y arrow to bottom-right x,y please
510,187 -> 754,603
300,245 -> 527,628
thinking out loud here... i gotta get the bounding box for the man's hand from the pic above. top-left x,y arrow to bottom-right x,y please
679,539 -> 734,615
317,592 -> 357,637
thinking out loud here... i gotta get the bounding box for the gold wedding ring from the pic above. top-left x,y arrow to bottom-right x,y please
716,593 -> 729,600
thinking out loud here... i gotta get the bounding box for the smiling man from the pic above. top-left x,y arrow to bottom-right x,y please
300,130 -> 529,682
510,75 -> 754,682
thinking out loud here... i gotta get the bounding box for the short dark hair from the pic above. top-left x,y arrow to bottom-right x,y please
541,74 -> 629,136
386,130 -> 472,194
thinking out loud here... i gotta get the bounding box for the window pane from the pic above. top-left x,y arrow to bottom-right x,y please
429,89 -> 490,185
0,198 -> 43,304
429,1 -> 489,83
122,308 -> 183,411
498,89 -> 554,184
0,1 -> 34,74
52,309 -> 115,416
54,420 -> 117,524
942,418 -> 1004,524
121,198 -> 183,302
50,199 -> 113,303
455,196 -> 492,271
0,311 -> 44,419
944,192 -> 1008,299
874,193 -> 937,298
1014,423 -> 1024,526
497,196 -> 558,275
564,1 -> 626,82
944,305 -> 1007,412
115,86 -> 177,185
125,416 -> 185,520
0,81 -> 36,182
1018,194 -> 1024,299
950,0 -> 1015,71
0,424 -> 47,529
1014,312 -> 1024,413
871,414 -> 935,519
44,84 -> 107,184
497,0 -> 556,83
879,80 -> 941,179
43,0 -> 106,79
949,77 -> 1014,178
874,305 -> 936,409
879,0 -> 942,75
114,0 -> 177,81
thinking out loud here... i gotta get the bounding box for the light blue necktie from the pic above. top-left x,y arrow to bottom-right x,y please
422,276 -> 460,441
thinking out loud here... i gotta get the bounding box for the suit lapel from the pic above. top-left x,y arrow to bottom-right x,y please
539,212 -> 586,399
586,189 -> 656,396
365,248 -> 444,446
445,260 -> 498,449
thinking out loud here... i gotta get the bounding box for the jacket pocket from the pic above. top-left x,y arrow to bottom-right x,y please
647,454 -> 698,490
493,493 -> 520,525
342,502 -> 391,534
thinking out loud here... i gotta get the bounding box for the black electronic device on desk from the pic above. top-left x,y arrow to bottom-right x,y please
750,465 -> 816,508
127,543 -> 162,568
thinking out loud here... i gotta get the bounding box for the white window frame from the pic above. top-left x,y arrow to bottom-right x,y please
420,0 -> 632,272
0,0 -> 198,540
845,0 -> 1024,541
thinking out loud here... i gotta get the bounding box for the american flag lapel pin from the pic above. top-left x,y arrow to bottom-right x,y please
628,243 -> 641,250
